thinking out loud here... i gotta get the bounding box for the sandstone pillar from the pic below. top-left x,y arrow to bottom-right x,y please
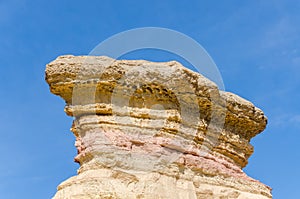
46,55 -> 272,199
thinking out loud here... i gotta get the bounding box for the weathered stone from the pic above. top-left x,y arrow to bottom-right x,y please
46,55 -> 272,199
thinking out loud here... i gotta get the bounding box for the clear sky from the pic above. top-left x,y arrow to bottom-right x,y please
0,0 -> 299,198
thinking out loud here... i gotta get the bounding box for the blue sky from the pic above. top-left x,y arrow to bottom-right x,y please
0,0 -> 299,198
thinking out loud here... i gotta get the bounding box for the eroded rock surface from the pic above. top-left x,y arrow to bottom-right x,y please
46,55 -> 272,199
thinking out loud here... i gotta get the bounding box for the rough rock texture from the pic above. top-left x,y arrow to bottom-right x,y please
46,55 -> 272,199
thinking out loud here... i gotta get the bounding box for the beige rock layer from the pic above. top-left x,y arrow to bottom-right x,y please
46,55 -> 272,199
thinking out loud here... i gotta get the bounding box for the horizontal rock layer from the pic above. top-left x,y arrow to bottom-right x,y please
46,55 -> 271,199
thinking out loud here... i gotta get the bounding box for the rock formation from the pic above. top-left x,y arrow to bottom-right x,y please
46,55 -> 272,199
